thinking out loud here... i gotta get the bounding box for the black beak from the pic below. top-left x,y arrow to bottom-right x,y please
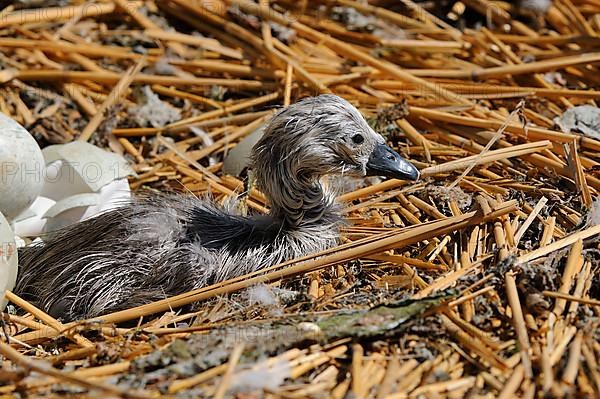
366,143 -> 420,181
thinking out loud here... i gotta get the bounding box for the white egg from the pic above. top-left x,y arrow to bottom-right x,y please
0,113 -> 44,221
0,211 -> 18,310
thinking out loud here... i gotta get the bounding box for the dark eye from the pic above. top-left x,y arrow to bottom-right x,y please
351,134 -> 364,144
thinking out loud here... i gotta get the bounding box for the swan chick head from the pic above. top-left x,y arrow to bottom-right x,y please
253,94 -> 419,182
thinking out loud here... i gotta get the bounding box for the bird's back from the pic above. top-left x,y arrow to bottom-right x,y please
15,194 -> 342,321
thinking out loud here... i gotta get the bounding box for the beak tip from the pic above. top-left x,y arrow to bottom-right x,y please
408,168 -> 420,181
400,165 -> 420,182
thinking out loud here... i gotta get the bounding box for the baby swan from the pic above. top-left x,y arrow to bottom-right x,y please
15,95 -> 419,321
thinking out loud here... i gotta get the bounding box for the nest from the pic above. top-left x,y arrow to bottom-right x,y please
1,0 -> 600,397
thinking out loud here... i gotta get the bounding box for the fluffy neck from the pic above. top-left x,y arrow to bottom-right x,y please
253,165 -> 338,227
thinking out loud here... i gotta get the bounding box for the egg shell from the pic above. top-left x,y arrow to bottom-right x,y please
11,196 -> 56,237
42,141 -> 132,195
